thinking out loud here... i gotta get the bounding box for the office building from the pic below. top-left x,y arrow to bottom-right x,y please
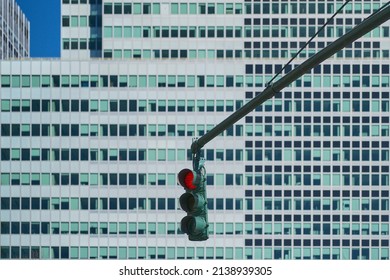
0,0 -> 29,59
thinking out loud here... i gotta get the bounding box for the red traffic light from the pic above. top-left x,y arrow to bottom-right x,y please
178,169 -> 197,190
177,164 -> 209,241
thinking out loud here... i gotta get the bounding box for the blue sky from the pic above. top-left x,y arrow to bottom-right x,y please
16,0 -> 60,57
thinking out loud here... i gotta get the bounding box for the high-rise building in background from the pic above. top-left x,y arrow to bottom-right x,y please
0,0 -> 29,59
0,0 -> 389,260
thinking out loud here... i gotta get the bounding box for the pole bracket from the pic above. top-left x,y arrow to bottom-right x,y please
192,138 -> 205,171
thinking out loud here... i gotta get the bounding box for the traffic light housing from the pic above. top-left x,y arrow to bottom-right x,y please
178,167 -> 209,241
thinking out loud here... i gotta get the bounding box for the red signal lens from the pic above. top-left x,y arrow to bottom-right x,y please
178,169 -> 198,190
184,172 -> 196,190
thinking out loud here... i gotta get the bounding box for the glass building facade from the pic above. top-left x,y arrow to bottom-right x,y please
0,0 -> 389,260
0,0 -> 29,59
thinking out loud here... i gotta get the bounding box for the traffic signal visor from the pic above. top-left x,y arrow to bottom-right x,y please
181,216 -> 208,236
178,168 -> 199,190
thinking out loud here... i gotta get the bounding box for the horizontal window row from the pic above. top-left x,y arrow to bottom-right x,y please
0,173 -> 243,187
0,221 -> 179,235
246,190 -> 389,198
253,148 -> 390,162
0,197 -> 171,211
1,72 -> 390,88
101,48 -> 252,59
0,148 -> 186,162
1,147 -> 389,163
1,172 -> 389,187
104,2 -> 240,16
1,123 -> 389,138
0,74 -> 264,88
0,197 -> 246,211
0,245 -> 245,260
168,2 -> 381,16
2,73 -> 389,88
104,2 -> 246,16
0,245 -> 253,260
0,99 -> 241,113
0,246 -> 258,259
263,100 -> 390,113
247,41 -> 384,51
256,48 -> 389,60
102,25 -> 387,39
1,99 -> 390,114
1,220 -> 389,238
101,48 -> 389,60
1,196 -> 388,212
0,148 -> 266,162
0,123 -> 243,137
247,124 -> 390,137
246,18 -> 378,28
245,173 -> 390,187
102,25 -> 249,38
100,2 -> 382,16
1,245 -> 389,260
261,198 -> 390,212
0,173 -> 174,187
257,223 -> 389,237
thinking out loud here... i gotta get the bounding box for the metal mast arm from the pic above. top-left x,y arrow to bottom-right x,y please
192,4 -> 390,154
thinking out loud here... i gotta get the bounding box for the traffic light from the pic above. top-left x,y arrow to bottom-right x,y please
177,167 -> 209,241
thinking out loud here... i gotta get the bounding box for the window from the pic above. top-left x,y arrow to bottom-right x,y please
104,3 -> 112,14
104,26 -> 112,38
